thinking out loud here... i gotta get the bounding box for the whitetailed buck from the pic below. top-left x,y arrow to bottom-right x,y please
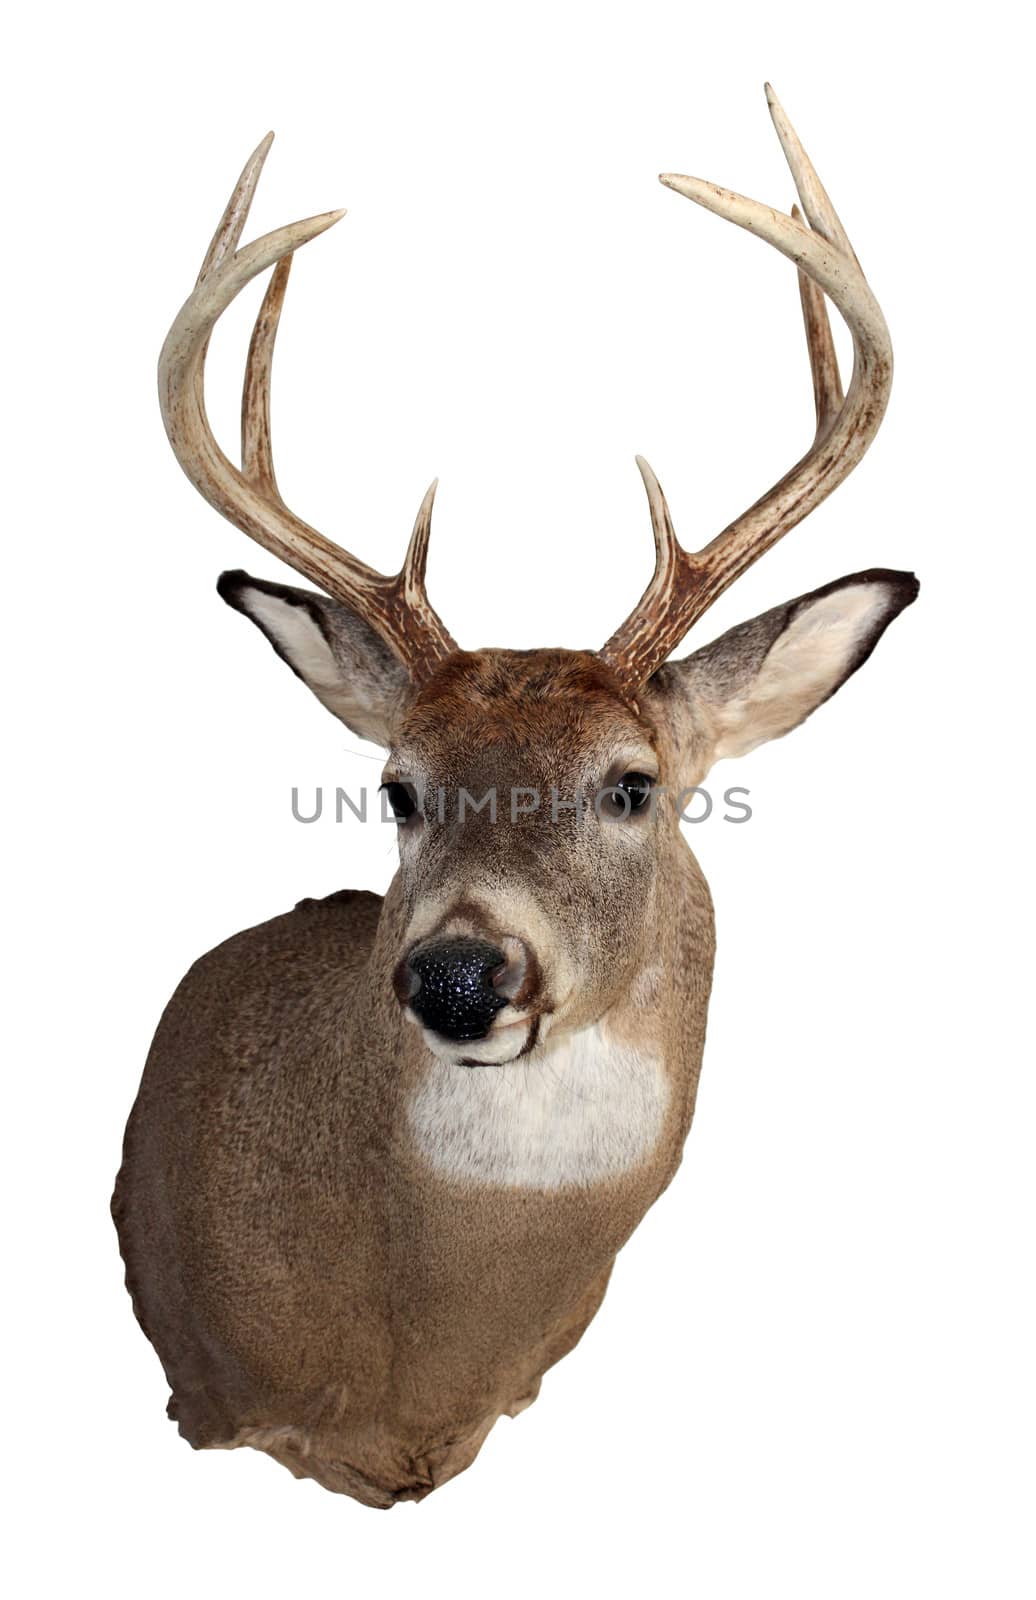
113,87 -> 917,1507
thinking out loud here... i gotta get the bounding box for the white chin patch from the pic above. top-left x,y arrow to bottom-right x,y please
406,1021 -> 669,1189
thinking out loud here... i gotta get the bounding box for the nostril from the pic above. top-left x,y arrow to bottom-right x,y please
492,935 -> 538,1008
405,938 -> 509,1042
491,935 -> 531,1003
392,957 -> 422,1005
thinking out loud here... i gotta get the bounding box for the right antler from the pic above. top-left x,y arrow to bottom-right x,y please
158,135 -> 458,684
600,85 -> 894,691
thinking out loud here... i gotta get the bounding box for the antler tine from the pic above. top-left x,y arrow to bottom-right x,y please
600,88 -> 892,689
764,84 -> 857,263
402,480 -> 438,596
634,456 -> 679,576
242,253 -> 292,498
627,454 -> 699,626
792,204 -> 843,438
160,139 -> 459,683
198,132 -> 274,284
397,480 -> 461,642
778,87 -> 848,437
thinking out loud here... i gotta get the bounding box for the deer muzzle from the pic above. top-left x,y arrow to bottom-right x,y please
396,933 -> 536,1046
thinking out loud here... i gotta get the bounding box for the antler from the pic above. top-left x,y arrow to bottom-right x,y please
600,85 -> 893,688
158,134 -> 458,683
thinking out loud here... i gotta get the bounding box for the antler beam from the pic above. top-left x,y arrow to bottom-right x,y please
158,135 -> 458,683
600,85 -> 893,689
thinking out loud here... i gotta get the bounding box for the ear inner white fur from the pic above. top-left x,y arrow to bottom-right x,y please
656,570 -> 918,774
218,571 -> 412,747
713,581 -> 901,759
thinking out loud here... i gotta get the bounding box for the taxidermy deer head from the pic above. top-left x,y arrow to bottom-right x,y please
113,86 -> 917,1507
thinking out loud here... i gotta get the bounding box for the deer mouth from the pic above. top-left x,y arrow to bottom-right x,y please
411,1005 -> 544,1068
458,1012 -> 542,1068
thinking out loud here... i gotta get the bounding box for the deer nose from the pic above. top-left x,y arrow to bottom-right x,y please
402,937 -> 510,1042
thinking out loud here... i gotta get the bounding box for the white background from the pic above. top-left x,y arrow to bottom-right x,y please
4,2 -> 1032,1595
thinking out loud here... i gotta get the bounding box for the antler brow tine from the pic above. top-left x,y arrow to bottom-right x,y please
159,136 -> 458,682
600,86 -> 893,689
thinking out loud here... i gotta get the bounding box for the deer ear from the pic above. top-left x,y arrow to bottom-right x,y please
652,568 -> 919,770
217,570 -> 412,747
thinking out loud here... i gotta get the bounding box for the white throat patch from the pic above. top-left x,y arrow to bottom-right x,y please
406,1022 -> 669,1189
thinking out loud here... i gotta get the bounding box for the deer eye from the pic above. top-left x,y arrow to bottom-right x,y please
382,781 -> 418,821
613,772 -> 654,814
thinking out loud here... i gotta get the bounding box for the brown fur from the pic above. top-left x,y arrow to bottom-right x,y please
113,648 -> 714,1506
132,105 -> 917,1507
113,573 -> 917,1504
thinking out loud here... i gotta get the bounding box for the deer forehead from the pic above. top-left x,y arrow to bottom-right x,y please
391,648 -> 660,771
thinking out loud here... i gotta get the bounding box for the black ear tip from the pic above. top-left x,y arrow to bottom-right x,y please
888,569 -> 920,611
853,567 -> 919,613
217,569 -> 254,612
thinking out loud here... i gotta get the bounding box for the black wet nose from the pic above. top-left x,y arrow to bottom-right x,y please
407,938 -> 509,1041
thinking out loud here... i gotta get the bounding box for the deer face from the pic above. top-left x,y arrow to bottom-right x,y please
381,649 -> 664,1064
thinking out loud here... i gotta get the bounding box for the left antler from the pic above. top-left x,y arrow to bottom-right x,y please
600,85 -> 893,689
159,134 -> 458,684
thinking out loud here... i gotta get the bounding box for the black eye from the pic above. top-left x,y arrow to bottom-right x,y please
613,772 -> 654,814
382,781 -> 418,821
